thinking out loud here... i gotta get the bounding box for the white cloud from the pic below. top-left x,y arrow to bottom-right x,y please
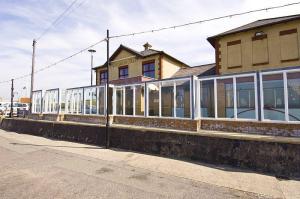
0,0 -> 300,100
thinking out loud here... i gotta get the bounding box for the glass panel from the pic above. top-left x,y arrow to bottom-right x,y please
217,78 -> 234,118
262,74 -> 285,120
176,79 -> 190,118
200,80 -> 215,118
236,76 -> 255,119
84,88 -> 91,114
91,88 -> 97,114
78,89 -> 83,114
135,85 -> 145,116
116,87 -> 123,115
161,81 -> 174,117
60,90 -> 66,113
125,86 -> 133,115
98,87 -> 105,115
287,72 -> 300,121
148,82 -> 159,116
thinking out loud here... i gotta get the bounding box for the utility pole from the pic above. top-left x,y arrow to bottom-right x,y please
10,79 -> 14,118
88,49 -> 96,86
105,29 -> 110,149
29,39 -> 36,113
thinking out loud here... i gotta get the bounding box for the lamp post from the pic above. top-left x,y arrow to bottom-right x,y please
88,49 -> 96,86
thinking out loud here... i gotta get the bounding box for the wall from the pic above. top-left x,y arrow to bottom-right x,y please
1,118 -> 300,177
96,50 -> 161,83
217,19 -> 300,75
161,55 -> 182,79
201,119 -> 300,137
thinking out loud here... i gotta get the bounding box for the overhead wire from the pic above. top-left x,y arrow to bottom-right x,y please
36,0 -> 79,41
1,1 -> 300,85
110,1 -> 300,38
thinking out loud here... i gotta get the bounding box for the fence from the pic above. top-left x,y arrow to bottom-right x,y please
31,67 -> 300,123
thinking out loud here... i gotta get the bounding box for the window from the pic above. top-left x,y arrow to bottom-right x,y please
217,78 -> 234,118
143,61 -> 155,79
116,88 -> 123,115
135,85 -> 145,116
100,70 -> 107,84
262,74 -> 285,121
125,86 -> 134,115
148,82 -> 159,116
287,72 -> 300,121
236,76 -> 255,119
200,80 -> 215,118
161,81 -> 174,117
176,80 -> 191,118
119,66 -> 128,79
227,40 -> 242,68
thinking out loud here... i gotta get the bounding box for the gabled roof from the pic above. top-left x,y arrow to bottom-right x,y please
207,14 -> 300,47
93,44 -> 189,70
172,63 -> 216,78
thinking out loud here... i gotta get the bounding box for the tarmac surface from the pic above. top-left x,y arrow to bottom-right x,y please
0,129 -> 299,199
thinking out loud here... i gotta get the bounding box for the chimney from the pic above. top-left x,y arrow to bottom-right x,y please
143,42 -> 152,50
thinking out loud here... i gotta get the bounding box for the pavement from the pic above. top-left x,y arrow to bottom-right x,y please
0,129 -> 299,199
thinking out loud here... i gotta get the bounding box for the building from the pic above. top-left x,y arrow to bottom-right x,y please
31,14 -> 300,134
93,43 -> 190,85
207,14 -> 300,75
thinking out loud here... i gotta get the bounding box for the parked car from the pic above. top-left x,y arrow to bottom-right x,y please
3,102 -> 29,117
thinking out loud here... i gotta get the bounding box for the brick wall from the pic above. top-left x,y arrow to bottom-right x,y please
201,119 -> 300,137
113,116 -> 200,131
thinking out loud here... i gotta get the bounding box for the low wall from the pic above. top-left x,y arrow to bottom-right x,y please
1,118 -> 299,177
113,116 -> 200,131
201,119 -> 300,137
60,114 -> 112,125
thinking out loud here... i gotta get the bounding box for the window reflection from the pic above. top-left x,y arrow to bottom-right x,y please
287,72 -> 300,121
217,78 -> 234,118
262,74 -> 285,120
161,81 -> 174,117
200,80 -> 215,118
236,76 -> 255,119
116,88 -> 123,115
148,82 -> 159,116
135,85 -> 145,116
125,86 -> 134,115
176,80 -> 190,118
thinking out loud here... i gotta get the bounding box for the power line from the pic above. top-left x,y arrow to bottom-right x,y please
0,38 -> 107,85
36,0 -> 80,41
110,1 -> 300,38
2,1 -> 300,85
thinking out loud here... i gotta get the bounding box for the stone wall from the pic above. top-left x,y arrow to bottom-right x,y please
201,119 -> 300,137
113,116 -> 200,131
1,118 -> 300,177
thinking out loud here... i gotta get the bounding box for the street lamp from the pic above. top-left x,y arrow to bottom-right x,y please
88,49 -> 96,86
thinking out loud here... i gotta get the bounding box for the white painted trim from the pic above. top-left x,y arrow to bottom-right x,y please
283,72 -> 289,121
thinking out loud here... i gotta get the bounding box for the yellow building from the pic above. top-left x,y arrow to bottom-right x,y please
93,43 -> 189,85
207,14 -> 300,75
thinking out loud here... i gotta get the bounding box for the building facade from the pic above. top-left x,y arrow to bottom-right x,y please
208,15 -> 300,75
93,43 -> 189,85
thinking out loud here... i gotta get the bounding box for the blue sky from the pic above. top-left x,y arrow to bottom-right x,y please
0,0 -> 300,100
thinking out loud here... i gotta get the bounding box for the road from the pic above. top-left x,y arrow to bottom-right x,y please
0,129 -> 299,199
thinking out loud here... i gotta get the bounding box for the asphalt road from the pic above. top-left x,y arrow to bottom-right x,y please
0,130 -> 293,199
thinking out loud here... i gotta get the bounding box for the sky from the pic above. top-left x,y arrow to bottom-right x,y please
0,0 -> 300,100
